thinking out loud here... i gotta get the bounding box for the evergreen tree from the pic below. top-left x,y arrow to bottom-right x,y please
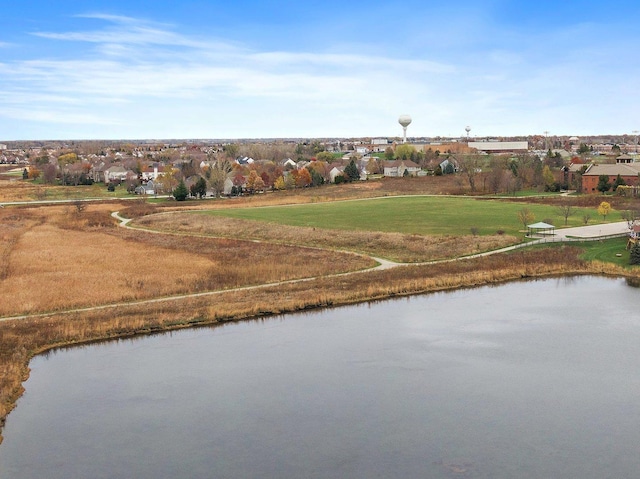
344,159 -> 360,181
596,175 -> 611,194
612,174 -> 626,191
310,169 -> 324,187
173,179 -> 188,201
629,242 -> 640,265
190,176 -> 207,198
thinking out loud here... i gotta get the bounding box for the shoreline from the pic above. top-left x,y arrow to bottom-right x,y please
1,249 -> 638,444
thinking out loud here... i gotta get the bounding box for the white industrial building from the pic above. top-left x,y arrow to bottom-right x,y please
468,141 -> 529,153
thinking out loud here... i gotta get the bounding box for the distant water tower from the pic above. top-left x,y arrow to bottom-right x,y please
465,125 -> 471,140
398,115 -> 412,143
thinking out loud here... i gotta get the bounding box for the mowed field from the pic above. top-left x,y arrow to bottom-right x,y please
201,196 -> 620,236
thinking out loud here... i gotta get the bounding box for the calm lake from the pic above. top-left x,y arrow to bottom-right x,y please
2,276 -> 640,478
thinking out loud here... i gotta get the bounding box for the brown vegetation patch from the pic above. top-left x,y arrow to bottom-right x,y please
0,206 -> 373,317
118,200 -> 160,218
135,212 -> 518,262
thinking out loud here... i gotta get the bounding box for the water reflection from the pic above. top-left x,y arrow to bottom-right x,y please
626,276 -> 640,288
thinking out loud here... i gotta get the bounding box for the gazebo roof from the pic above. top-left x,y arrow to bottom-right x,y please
527,222 -> 555,229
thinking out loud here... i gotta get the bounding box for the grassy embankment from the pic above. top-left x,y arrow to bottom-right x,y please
0,187 -> 639,444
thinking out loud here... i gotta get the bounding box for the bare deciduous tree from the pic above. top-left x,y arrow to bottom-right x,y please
556,203 -> 574,226
209,156 -> 233,197
458,155 -> 480,192
517,208 -> 535,230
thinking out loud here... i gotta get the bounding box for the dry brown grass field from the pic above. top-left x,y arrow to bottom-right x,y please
0,204 -> 374,317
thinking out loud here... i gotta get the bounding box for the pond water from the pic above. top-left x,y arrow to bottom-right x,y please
2,276 -> 640,478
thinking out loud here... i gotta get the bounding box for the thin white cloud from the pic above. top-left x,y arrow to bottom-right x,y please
1,106 -> 125,126
6,15 -> 448,115
32,13 -> 238,52
2,12 -> 639,139
249,52 -> 454,74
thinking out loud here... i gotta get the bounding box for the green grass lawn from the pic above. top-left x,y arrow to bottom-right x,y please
204,196 -> 622,237
577,237 -> 631,267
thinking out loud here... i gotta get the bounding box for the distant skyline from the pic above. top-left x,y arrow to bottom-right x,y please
2,1 -> 640,141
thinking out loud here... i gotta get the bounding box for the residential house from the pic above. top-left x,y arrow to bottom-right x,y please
104,165 -> 134,183
383,160 -> 421,177
281,158 -> 297,169
91,161 -> 108,183
134,180 -> 156,195
329,165 -> 345,183
141,163 -> 163,181
439,158 -> 459,174
236,156 -> 255,166
223,178 -> 234,196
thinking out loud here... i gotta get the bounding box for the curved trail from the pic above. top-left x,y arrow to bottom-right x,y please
0,211 -> 629,322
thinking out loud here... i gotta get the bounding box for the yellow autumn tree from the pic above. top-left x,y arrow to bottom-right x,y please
597,201 -> 611,220
273,176 -> 286,190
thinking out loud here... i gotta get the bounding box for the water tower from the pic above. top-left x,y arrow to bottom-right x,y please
465,126 -> 471,140
398,115 -> 412,143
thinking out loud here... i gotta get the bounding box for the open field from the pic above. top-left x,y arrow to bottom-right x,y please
199,196 -> 623,236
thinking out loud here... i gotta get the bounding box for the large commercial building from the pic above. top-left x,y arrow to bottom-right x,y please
468,141 -> 529,153
581,163 -> 640,193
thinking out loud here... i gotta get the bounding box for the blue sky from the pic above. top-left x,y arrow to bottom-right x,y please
2,1 -> 640,140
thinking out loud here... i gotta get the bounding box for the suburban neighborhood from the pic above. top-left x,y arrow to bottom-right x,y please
3,133 -> 640,198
